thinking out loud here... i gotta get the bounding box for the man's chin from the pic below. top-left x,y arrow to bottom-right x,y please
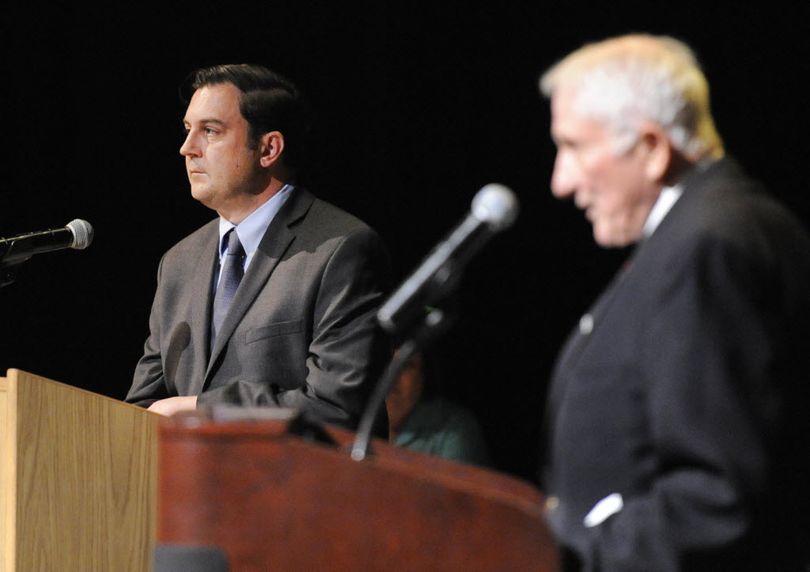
190,186 -> 212,204
593,226 -> 636,249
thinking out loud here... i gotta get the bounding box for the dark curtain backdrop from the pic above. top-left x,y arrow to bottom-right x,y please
2,2 -> 809,482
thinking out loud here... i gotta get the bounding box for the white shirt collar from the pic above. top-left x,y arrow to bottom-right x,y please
217,184 -> 295,267
642,159 -> 719,238
642,184 -> 683,238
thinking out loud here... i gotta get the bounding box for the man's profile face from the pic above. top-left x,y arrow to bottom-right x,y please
180,83 -> 263,218
549,86 -> 659,247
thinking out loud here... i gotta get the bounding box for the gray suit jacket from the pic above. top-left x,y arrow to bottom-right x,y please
126,188 -> 390,432
542,159 -> 810,571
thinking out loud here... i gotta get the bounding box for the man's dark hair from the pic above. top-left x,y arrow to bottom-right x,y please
183,63 -> 309,172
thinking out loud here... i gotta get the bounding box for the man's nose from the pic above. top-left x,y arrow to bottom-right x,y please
180,131 -> 200,157
550,151 -> 578,199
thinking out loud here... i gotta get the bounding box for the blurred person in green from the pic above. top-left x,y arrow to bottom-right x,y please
386,351 -> 490,467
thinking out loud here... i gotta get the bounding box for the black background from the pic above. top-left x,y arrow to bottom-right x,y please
2,2 -> 809,483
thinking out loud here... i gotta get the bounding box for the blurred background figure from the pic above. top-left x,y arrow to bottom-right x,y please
386,351 -> 490,467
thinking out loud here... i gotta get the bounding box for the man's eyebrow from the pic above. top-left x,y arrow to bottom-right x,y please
182,118 -> 227,127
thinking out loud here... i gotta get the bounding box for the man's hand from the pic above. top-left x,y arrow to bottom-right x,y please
147,396 -> 198,416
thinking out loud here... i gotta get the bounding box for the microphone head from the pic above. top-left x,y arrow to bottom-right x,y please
66,219 -> 94,250
471,183 -> 519,232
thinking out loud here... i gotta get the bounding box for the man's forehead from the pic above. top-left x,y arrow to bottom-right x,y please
550,84 -> 591,123
550,89 -> 609,142
184,83 -> 242,123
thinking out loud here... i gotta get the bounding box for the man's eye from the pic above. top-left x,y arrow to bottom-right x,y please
204,127 -> 218,135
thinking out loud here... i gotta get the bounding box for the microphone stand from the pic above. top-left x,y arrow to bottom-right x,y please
350,307 -> 454,461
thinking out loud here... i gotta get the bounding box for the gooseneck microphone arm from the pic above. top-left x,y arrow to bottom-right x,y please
376,184 -> 519,336
350,184 -> 519,461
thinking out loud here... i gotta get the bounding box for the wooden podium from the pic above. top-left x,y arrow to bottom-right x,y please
1,369 -> 557,571
159,410 -> 559,571
0,369 -> 157,571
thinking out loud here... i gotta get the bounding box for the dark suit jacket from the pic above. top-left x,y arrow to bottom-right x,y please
126,188 -> 390,432
542,158 -> 810,571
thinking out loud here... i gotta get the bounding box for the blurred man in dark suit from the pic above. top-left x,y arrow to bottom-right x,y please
539,34 -> 810,571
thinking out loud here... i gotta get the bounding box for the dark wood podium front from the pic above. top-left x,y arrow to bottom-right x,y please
158,410 -> 558,571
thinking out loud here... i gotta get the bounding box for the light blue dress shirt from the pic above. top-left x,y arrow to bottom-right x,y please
215,184 -> 294,285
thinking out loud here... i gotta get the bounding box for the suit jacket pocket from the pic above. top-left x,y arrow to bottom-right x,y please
246,319 -> 305,343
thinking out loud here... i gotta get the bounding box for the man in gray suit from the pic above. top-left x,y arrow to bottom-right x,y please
539,35 -> 810,570
126,64 -> 389,433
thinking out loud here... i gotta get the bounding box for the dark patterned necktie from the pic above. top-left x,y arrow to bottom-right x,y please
211,228 -> 245,347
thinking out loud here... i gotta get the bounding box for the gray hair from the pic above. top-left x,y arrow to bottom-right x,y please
540,34 -> 724,159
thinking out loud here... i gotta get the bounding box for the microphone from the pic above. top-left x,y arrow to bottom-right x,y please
377,184 -> 519,335
0,219 -> 94,266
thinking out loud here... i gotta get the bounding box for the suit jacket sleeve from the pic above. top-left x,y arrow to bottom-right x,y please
127,254 -> 171,407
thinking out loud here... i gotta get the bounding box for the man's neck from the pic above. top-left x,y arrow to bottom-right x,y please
661,151 -> 696,188
218,178 -> 290,224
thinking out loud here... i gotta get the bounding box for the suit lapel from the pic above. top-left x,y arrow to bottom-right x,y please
553,259 -> 632,377
185,222 -> 220,396
204,188 -> 315,382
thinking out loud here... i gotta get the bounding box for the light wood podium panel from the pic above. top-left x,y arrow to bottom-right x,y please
0,369 -> 157,572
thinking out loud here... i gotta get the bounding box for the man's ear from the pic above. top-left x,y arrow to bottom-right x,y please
259,131 -> 285,168
638,122 -> 672,183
